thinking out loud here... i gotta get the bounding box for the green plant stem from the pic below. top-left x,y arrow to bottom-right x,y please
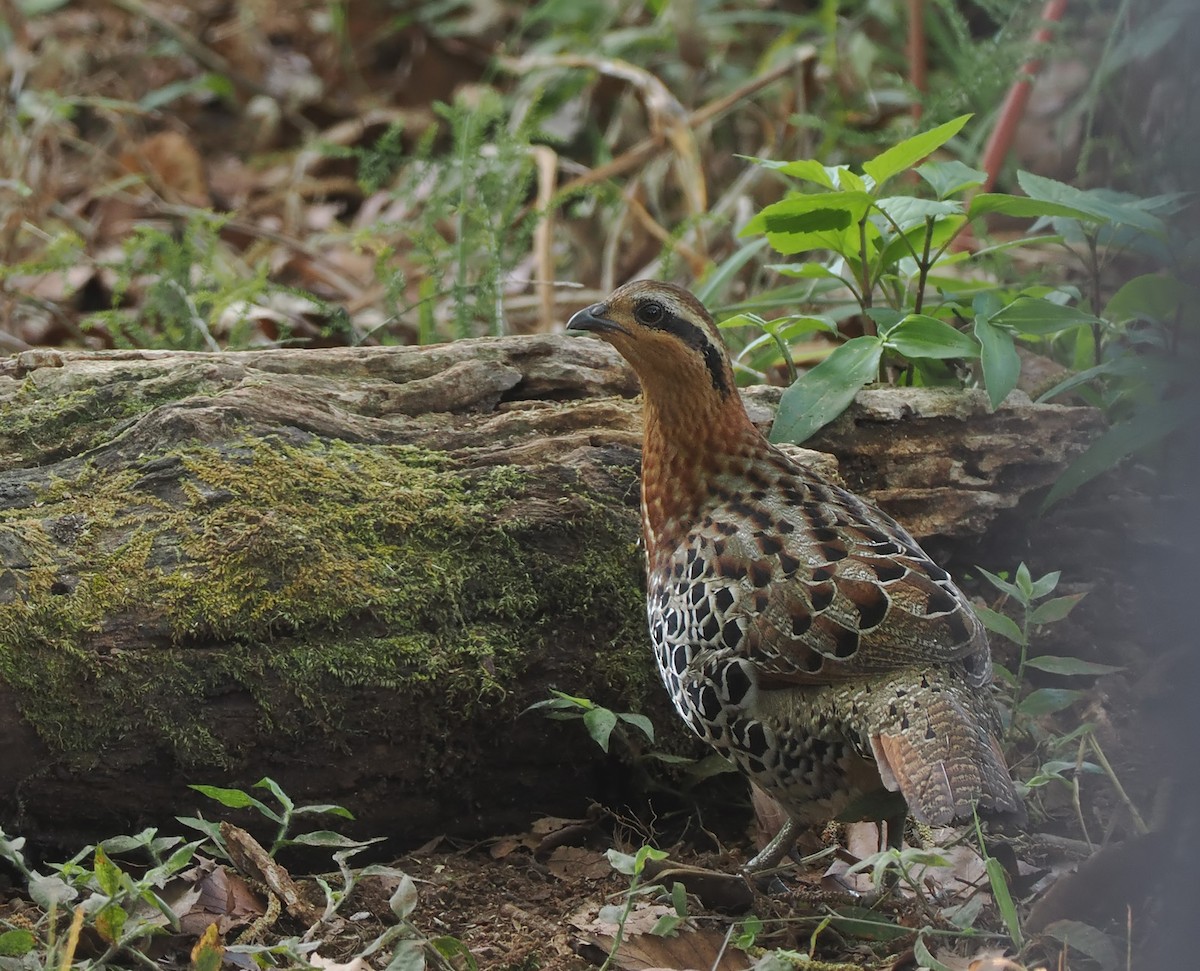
912,216 -> 936,315
599,873 -> 644,971
1072,735 -> 1094,850
857,218 -> 875,326
1088,735 -> 1148,835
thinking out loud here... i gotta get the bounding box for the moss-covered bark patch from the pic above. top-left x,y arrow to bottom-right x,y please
0,435 -> 654,771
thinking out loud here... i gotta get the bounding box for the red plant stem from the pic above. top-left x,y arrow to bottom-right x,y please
978,0 -> 1070,191
909,0 -> 926,121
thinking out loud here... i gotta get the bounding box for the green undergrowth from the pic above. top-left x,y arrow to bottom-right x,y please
0,436 -> 650,769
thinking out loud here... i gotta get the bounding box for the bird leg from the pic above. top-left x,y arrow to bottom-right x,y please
742,817 -> 799,874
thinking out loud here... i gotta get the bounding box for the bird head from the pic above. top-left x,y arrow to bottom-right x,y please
567,280 -> 735,400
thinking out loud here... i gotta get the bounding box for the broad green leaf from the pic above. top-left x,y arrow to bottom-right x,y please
605,848 -> 638,875
651,913 -> 685,937
390,874 -> 418,920
989,297 -> 1099,335
862,114 -> 972,189
94,846 -> 123,896
1017,688 -> 1085,716
1023,655 -> 1123,677
189,785 -> 280,822
95,904 -> 128,945
282,831 -> 380,848
759,157 -> 837,188
430,937 -> 477,971
1042,402 -> 1185,509
975,605 -> 1025,646
885,314 -> 979,359
290,803 -> 355,819
1029,570 -> 1061,598
968,193 -> 1100,222
1018,171 -> 1167,236
873,196 -> 961,232
916,159 -> 988,199
617,711 -> 655,743
744,191 -> 873,257
583,706 -> 618,753
866,307 -> 906,336
1028,594 -> 1087,625
385,939 -> 426,971
769,336 -> 882,445
974,315 -> 1020,409
1104,272 -> 1197,325
1015,562 -> 1033,598
825,905 -> 910,942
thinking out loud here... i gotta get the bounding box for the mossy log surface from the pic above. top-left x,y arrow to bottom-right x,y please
0,338 -> 1103,849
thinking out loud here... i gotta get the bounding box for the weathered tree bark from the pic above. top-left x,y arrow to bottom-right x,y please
0,338 -> 1103,850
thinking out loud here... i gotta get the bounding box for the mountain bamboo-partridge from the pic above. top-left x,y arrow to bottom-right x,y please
568,280 -> 1025,870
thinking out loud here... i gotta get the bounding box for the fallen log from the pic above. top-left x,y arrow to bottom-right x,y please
0,337 -> 1103,849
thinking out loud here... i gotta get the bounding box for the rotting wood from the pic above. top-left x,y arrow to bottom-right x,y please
0,336 -> 1103,849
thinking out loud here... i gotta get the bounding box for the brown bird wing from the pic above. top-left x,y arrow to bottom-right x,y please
665,466 -> 990,688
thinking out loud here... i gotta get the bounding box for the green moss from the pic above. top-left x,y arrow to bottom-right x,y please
0,363 -> 218,463
0,436 -> 653,769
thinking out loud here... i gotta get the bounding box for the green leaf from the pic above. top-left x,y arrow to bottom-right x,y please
769,336 -> 882,444
975,605 -> 1025,646
650,913 -> 685,937
1029,570 -> 1061,598
1041,920 -> 1121,971
695,238 -> 770,304
988,296 -> 1100,335
1104,272 -> 1197,325
390,874 -> 418,920
873,196 -> 962,231
0,930 -> 35,957
430,936 -> 478,971
290,803 -> 355,819
884,314 -> 979,359
583,706 -> 618,753
913,934 -> 958,971
861,114 -> 972,189
1015,562 -> 1033,599
1023,655 -> 1122,677
282,831 -> 380,849
985,856 -> 1022,948
616,711 -> 655,743
916,159 -> 988,199
744,191 -> 873,257
1017,688 -> 1085,716
1017,172 -> 1167,236
759,157 -> 837,188
1028,594 -> 1087,625
1042,402 -> 1185,509
189,785 -> 280,822
94,846 -> 123,896
385,939 -> 426,971
976,566 -> 1022,600
28,874 -> 76,910
974,315 -> 1021,409
253,778 -> 294,814
605,848 -> 638,875
968,193 -> 1100,222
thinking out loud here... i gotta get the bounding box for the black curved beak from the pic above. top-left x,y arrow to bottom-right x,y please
567,303 -> 628,336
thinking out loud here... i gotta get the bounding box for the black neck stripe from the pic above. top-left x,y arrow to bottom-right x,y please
658,310 -> 731,396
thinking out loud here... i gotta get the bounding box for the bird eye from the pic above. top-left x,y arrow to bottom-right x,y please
635,301 -> 666,326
